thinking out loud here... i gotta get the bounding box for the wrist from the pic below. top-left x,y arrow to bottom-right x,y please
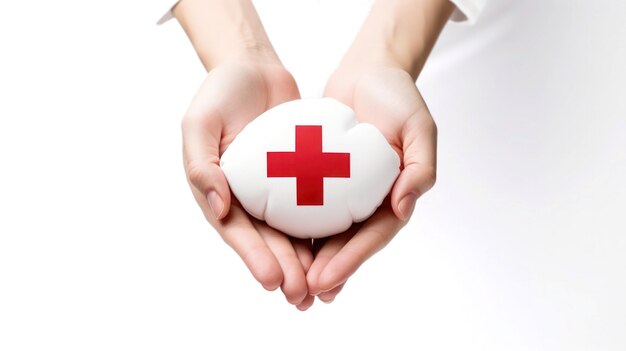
174,0 -> 281,70
198,37 -> 280,69
340,0 -> 454,80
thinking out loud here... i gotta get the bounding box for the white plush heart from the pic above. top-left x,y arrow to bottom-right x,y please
220,98 -> 400,239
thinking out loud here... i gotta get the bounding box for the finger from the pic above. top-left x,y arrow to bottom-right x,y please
391,103 -> 437,221
254,222 -> 308,305
182,109 -> 231,220
317,206 -> 403,293
296,294 -> 315,311
306,231 -> 354,296
210,203 -> 283,291
292,238 -> 313,272
317,283 -> 345,304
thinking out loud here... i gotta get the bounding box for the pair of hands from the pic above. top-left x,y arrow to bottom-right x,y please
181,58 -> 437,310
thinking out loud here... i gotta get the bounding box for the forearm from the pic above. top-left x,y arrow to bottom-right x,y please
343,0 -> 454,79
173,0 -> 280,70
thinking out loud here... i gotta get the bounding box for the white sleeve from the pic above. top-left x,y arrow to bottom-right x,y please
448,0 -> 487,24
156,0 -> 180,25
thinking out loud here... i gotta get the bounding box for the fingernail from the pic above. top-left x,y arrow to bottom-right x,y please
207,191 -> 224,219
398,194 -> 417,221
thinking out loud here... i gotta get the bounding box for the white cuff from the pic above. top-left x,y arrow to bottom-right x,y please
448,0 -> 487,24
156,0 -> 180,25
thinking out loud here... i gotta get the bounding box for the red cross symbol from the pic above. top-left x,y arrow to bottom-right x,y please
267,125 -> 351,206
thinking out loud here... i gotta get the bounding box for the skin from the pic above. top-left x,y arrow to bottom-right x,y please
306,0 -> 454,302
173,0 -> 454,310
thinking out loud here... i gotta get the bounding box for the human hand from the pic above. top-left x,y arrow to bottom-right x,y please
304,0 -> 453,304
305,62 -> 437,302
182,60 -> 317,310
174,0 -> 316,310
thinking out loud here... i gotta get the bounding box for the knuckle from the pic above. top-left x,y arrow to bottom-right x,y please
422,166 -> 437,190
184,156 -> 220,193
186,161 -> 209,190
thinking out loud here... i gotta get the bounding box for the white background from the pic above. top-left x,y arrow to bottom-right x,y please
1,0 -> 625,350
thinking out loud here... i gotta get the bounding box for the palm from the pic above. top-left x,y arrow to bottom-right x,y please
186,62 -> 299,151
326,66 -> 434,154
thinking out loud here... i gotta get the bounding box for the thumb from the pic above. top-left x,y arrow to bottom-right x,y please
182,114 -> 232,220
390,116 -> 437,221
